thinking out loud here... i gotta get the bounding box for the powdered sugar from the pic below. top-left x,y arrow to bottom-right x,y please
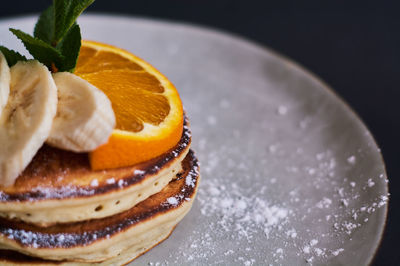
26,186 -> 96,200
198,179 -> 290,240
316,197 -> 332,209
166,197 -> 179,206
367,178 -> 375,187
133,169 -> 145,175
331,248 -> 345,256
185,168 -> 197,187
90,179 -> 99,187
106,178 -> 115,184
277,105 -> 288,115
347,155 -> 356,165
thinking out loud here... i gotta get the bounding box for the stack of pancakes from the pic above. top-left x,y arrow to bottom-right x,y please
0,117 -> 199,265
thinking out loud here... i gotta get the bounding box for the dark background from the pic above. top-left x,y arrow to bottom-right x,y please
0,0 -> 398,264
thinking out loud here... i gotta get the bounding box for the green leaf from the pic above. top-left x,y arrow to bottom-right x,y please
54,0 -> 94,43
56,23 -> 81,72
0,46 -> 27,66
34,6 -> 55,45
9,28 -> 64,69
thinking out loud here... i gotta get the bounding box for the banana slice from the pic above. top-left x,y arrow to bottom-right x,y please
47,72 -> 115,152
0,52 -> 10,115
0,61 -> 58,186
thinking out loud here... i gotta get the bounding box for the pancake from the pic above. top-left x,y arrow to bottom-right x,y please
0,118 -> 192,226
0,150 -> 199,264
0,226 -> 174,266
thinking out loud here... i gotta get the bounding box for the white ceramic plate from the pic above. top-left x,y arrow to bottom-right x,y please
0,15 -> 389,265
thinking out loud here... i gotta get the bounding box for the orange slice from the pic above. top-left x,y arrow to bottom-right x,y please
74,41 -> 183,170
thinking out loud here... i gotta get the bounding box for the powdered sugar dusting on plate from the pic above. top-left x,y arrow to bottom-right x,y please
146,142 -> 388,265
197,178 -> 290,240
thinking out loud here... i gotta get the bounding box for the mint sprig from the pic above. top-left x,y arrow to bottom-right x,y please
1,0 -> 94,72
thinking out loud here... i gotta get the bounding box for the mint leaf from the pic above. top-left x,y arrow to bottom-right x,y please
54,0 -> 94,43
9,28 -> 64,69
0,46 -> 27,66
56,23 -> 81,72
34,6 -> 55,45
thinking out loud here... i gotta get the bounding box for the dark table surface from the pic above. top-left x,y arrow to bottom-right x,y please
0,0 -> 398,265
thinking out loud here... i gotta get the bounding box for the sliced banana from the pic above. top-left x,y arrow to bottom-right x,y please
0,61 -> 58,186
0,52 -> 11,115
47,72 -> 115,152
